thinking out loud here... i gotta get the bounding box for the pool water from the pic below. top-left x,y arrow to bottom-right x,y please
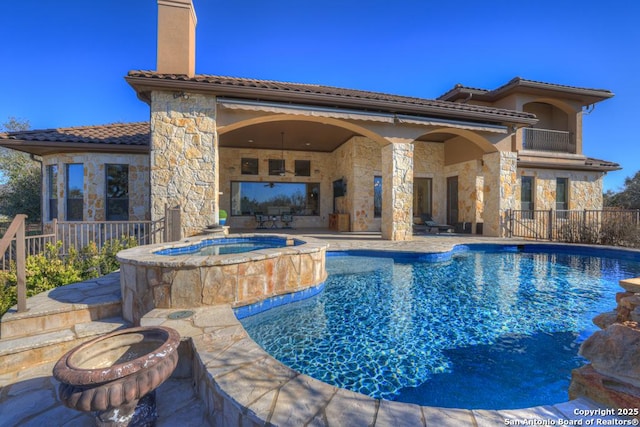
239,245 -> 640,409
154,237 -> 300,256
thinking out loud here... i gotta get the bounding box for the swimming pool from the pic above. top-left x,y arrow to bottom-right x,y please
239,244 -> 640,410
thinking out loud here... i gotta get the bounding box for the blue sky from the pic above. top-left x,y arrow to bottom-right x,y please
2,0 -> 638,191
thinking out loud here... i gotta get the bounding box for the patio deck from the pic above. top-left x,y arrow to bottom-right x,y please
0,232 -> 632,426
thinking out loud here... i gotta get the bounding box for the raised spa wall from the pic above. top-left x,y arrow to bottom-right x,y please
117,234 -> 328,325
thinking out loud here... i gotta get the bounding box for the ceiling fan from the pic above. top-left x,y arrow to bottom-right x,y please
273,132 -> 294,176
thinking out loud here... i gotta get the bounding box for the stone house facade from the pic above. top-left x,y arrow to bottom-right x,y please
0,0 -> 619,241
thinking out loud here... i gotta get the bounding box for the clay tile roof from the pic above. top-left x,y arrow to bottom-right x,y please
126,71 -> 538,125
438,77 -> 613,104
0,122 -> 150,146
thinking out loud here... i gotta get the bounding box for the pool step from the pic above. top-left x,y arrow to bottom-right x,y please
0,272 -> 122,340
0,316 -> 129,380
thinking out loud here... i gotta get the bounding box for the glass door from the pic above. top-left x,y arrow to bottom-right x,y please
446,176 -> 458,226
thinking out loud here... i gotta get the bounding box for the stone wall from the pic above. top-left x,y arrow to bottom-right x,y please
381,142 -> 414,241
482,151 -> 518,237
444,159 -> 482,226
118,234 -> 328,325
344,137 -> 382,231
569,277 -> 640,415
413,141 -> 445,222
518,168 -> 604,210
150,91 -> 218,236
42,153 -> 150,222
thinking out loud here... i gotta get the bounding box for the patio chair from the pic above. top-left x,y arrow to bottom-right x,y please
281,213 -> 294,229
419,214 -> 454,234
255,214 -> 268,229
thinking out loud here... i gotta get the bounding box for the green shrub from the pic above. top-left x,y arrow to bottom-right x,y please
0,236 -> 138,317
25,242 -> 83,296
0,268 -> 17,316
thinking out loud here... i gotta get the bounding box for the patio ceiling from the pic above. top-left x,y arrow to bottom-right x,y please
219,120 -> 358,153
219,120 -> 456,152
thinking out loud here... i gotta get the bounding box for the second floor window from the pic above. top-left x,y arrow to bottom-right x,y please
106,164 -> 129,221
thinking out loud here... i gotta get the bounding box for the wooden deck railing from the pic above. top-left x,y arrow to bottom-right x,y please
0,205 -> 182,313
0,215 -> 27,312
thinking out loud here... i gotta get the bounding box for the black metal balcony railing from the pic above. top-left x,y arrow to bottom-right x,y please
507,209 -> 640,248
523,128 -> 574,153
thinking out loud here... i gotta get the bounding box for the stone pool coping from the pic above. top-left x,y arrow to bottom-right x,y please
116,233 -> 328,268
140,305 -> 631,426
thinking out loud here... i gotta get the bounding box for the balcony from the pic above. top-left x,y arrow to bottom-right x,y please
523,128 -> 574,153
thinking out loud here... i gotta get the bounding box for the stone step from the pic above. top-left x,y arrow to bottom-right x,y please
0,316 -> 130,379
0,272 -> 122,340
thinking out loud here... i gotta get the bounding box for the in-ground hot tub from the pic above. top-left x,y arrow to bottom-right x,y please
117,234 -> 328,324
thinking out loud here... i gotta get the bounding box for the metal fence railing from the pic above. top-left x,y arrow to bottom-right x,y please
523,128 -> 574,153
507,209 -> 640,247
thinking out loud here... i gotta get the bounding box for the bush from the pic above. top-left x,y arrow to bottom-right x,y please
0,236 -> 137,317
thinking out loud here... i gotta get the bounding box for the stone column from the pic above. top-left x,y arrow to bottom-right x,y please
150,91 -> 218,237
481,151 -> 517,237
381,142 -> 413,241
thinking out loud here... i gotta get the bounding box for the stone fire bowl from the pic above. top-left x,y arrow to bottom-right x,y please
53,326 -> 181,413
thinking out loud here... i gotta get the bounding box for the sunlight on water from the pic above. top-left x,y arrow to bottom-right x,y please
240,247 -> 640,409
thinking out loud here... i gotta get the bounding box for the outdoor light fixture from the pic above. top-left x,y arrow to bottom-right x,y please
172,92 -> 189,100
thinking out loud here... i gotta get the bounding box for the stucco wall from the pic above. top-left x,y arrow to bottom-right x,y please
42,153 -> 149,222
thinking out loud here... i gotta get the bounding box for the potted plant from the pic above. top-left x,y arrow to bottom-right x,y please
219,209 -> 227,226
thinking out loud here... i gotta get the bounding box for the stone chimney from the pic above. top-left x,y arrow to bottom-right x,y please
157,0 -> 197,76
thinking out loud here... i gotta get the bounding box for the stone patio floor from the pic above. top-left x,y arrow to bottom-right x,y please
0,231 -> 636,426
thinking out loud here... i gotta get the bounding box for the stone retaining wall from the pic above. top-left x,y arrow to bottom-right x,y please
117,234 -> 328,325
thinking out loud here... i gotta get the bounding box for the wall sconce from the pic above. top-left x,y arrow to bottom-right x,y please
173,92 -> 189,100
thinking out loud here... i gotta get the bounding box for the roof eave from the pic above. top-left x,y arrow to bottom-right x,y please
125,75 -> 538,126
0,140 -> 149,156
517,159 -> 621,172
492,80 -> 614,105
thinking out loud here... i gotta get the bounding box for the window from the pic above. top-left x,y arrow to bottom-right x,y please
413,178 -> 432,217
66,164 -> 83,221
295,160 -> 311,177
241,158 -> 258,175
374,176 -> 382,218
230,182 -> 319,216
47,165 -> 58,221
521,176 -> 534,211
106,164 -> 129,221
521,176 -> 534,219
269,159 -> 285,176
556,178 -> 568,211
